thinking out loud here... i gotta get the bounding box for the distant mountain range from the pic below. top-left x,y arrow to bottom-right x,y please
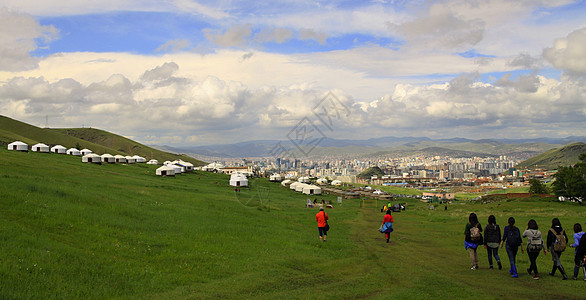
155,136 -> 586,159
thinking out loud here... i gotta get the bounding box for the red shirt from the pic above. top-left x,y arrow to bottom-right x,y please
316,211 -> 329,227
383,214 -> 393,224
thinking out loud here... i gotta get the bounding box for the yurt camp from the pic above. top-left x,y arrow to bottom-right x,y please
114,155 -> 127,163
67,148 -> 81,156
156,165 -> 175,176
101,154 -> 116,163
51,145 -> 67,154
82,153 -> 102,163
31,143 -> 50,153
229,172 -> 248,187
7,141 -> 28,152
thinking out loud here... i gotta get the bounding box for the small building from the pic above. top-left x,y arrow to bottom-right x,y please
298,176 -> 310,183
316,178 -> 328,185
156,165 -> 176,176
51,145 -> 67,154
202,162 -> 224,172
168,164 -> 182,174
101,154 -> 116,163
270,174 -> 283,182
8,141 -> 28,152
146,159 -> 159,165
173,160 -> 194,172
229,172 -> 248,187
281,179 -> 293,186
295,183 -> 308,192
303,185 -> 322,195
132,155 -> 146,163
125,156 -> 136,164
80,149 -> 93,156
67,148 -> 81,156
114,155 -> 127,163
289,181 -> 301,190
331,180 -> 342,186
31,143 -> 50,153
82,153 -> 102,163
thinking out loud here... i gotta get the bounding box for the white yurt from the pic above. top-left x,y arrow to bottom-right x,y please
202,162 -> 224,172
316,178 -> 328,185
146,159 -> 159,165
163,161 -> 172,165
101,154 -> 116,163
331,180 -> 342,186
168,164 -> 182,174
51,145 -> 67,154
125,156 -> 136,164
281,179 -> 293,187
156,165 -> 176,176
303,185 -> 322,195
289,181 -> 301,190
80,149 -> 93,156
8,141 -> 28,151
67,148 -> 81,156
298,176 -> 310,183
269,173 -> 282,182
114,155 -> 127,163
132,155 -> 146,163
173,164 -> 186,173
229,172 -> 248,187
173,160 -> 194,172
82,153 -> 102,163
31,143 -> 50,153
295,183 -> 308,192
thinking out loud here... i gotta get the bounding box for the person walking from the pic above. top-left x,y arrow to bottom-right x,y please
523,219 -> 546,280
570,223 -> 584,280
381,209 -> 394,243
484,215 -> 502,270
547,218 -> 569,280
501,217 -> 523,278
574,232 -> 586,281
315,208 -> 329,242
464,213 -> 483,270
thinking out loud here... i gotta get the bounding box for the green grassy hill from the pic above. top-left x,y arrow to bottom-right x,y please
516,142 -> 586,170
1,148 -> 584,299
0,115 -> 204,165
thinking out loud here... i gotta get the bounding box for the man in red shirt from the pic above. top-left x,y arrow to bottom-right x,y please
316,208 -> 329,242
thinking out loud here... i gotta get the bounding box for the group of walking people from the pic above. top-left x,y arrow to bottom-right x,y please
465,213 -> 586,280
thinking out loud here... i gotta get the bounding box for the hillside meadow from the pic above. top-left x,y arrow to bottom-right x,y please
0,148 -> 584,299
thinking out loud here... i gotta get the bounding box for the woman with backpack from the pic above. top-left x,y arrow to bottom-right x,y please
522,219 -> 546,280
464,213 -> 483,270
500,217 -> 523,278
484,215 -> 502,270
570,223 -> 585,280
547,218 -> 569,280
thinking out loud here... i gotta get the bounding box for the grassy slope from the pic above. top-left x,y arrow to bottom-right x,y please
0,115 -> 203,165
516,142 -> 586,170
0,149 -> 584,299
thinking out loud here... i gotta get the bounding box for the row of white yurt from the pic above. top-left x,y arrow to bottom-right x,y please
229,172 -> 248,187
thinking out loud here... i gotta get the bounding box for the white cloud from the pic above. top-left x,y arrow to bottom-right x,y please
155,39 -> 191,53
543,27 -> 586,76
204,24 -> 253,47
0,8 -> 58,71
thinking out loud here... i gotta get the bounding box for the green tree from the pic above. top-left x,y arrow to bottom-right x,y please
528,178 -> 548,194
552,153 -> 586,201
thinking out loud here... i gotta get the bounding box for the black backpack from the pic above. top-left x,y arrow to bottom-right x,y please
506,227 -> 521,247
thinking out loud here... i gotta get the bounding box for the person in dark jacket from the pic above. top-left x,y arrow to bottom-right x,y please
547,218 -> 569,279
500,217 -> 523,278
574,232 -> 586,281
484,215 -> 502,270
464,213 -> 483,270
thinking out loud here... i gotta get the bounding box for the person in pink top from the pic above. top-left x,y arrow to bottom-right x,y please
316,208 -> 329,242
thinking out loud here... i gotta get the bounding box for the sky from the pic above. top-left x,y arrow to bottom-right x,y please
0,0 -> 584,147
